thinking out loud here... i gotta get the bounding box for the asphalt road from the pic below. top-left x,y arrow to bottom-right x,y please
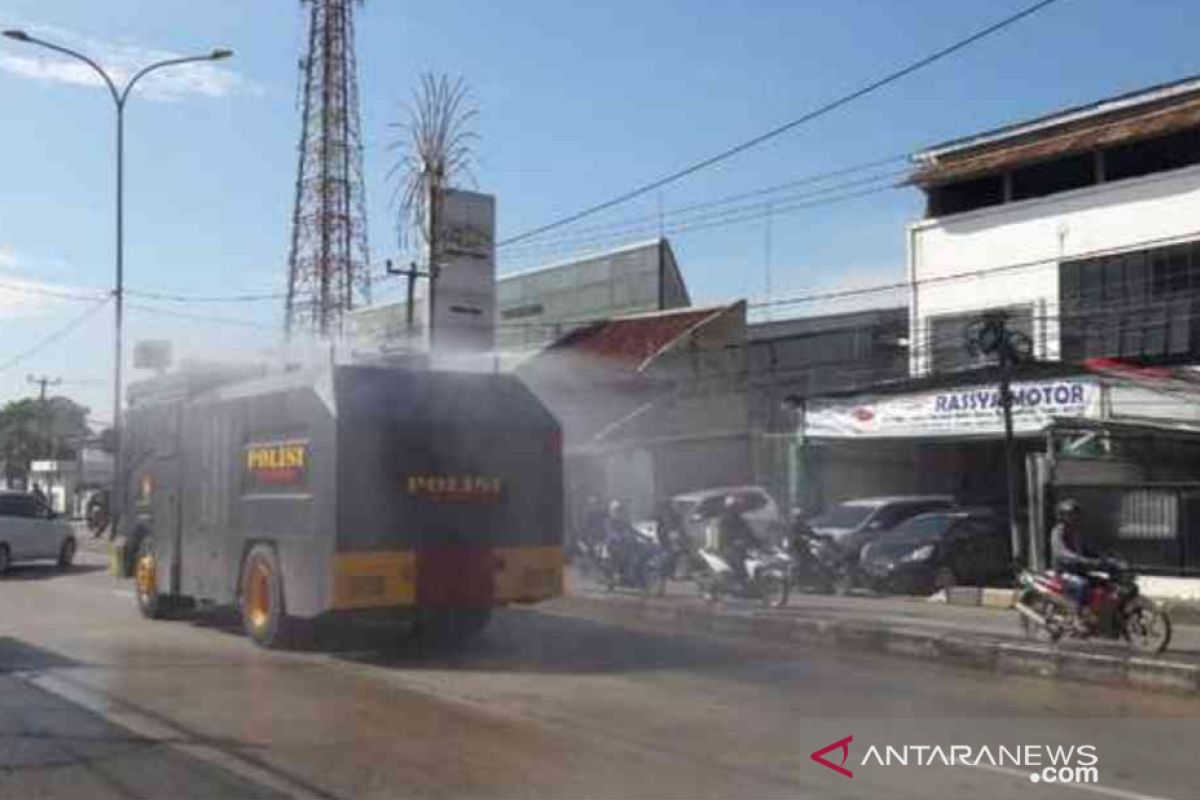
1,545 -> 1198,800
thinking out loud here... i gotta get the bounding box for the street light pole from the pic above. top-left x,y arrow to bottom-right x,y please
968,310 -> 1033,567
3,30 -> 231,536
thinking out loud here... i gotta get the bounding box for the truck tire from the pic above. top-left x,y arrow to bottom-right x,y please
239,545 -> 292,649
134,535 -> 167,619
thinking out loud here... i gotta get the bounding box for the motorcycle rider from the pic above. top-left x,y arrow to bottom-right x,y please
577,495 -> 606,561
1050,498 -> 1102,628
603,499 -> 640,581
712,494 -> 762,584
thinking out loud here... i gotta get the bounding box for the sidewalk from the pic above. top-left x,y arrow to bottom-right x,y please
0,668 -> 280,799
557,568 -> 1200,695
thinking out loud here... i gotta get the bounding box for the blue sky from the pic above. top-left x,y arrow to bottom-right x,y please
1,0 -> 1199,423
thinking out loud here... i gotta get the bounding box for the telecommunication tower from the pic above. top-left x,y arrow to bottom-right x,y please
284,0 -> 371,337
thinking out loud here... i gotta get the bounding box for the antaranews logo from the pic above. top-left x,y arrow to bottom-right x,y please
810,735 -> 1099,786
811,735 -> 854,778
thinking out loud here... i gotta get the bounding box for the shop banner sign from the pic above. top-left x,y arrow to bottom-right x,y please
804,379 -> 1099,439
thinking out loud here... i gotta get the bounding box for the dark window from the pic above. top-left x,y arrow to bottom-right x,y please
1060,240 -> 1200,363
1010,153 -> 1096,201
501,303 -> 544,320
929,306 -> 1034,373
927,175 -> 1004,217
925,126 -> 1200,219
1105,127 -> 1200,182
0,494 -> 40,518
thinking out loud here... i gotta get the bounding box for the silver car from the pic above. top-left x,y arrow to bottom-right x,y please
671,485 -> 784,545
0,490 -> 76,574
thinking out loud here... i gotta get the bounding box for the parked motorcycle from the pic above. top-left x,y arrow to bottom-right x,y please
783,529 -> 853,595
596,538 -> 670,597
1014,558 -> 1172,654
694,546 -> 791,608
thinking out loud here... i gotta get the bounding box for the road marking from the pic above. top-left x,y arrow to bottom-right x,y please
111,589 -> 135,599
968,762 -> 1180,800
13,670 -> 331,800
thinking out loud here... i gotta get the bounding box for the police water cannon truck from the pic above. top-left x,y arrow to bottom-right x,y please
116,358 -> 563,648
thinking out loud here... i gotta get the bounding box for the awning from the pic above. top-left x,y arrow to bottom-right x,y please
804,377 -> 1101,440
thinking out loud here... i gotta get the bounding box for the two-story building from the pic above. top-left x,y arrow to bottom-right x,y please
802,74 -> 1200,591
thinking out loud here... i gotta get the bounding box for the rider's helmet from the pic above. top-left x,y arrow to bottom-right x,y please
723,494 -> 742,513
607,499 -> 626,519
1055,498 -> 1081,522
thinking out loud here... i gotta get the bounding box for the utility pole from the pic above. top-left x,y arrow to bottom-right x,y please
385,259 -> 433,341
967,311 -> 1033,566
764,201 -> 774,322
27,374 -> 62,459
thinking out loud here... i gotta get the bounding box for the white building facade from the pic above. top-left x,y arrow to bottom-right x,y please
800,75 -> 1200,592
910,75 -> 1200,379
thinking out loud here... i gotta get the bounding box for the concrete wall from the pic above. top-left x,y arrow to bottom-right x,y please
910,162 -> 1200,375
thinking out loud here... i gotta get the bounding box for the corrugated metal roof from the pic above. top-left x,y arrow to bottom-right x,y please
497,238 -> 666,282
544,304 -> 731,370
917,73 -> 1200,161
912,90 -> 1200,187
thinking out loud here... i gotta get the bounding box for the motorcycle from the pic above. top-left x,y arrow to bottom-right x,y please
596,537 -> 670,597
1014,557 -> 1172,654
694,546 -> 791,608
782,529 -> 853,595
660,528 -> 706,581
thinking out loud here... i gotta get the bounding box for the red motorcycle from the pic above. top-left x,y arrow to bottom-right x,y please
1015,557 -> 1171,654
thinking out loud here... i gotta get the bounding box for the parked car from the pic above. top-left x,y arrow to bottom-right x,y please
669,486 -> 784,545
858,508 -> 1013,594
0,490 -> 76,574
807,495 -> 955,555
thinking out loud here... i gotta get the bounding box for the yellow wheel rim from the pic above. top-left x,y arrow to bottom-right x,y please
135,552 -> 156,599
246,560 -> 272,631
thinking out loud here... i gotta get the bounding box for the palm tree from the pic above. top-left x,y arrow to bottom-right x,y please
387,73 -> 478,257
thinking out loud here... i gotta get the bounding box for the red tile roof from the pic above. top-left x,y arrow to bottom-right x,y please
546,306 -> 727,370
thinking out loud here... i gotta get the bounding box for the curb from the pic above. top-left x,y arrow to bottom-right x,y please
930,586 -> 1018,608
554,594 -> 1200,696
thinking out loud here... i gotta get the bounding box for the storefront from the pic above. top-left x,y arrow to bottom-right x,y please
796,364 -> 1200,591
796,369 -> 1099,511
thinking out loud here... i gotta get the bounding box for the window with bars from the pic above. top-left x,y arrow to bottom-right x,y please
1060,239 -> 1200,363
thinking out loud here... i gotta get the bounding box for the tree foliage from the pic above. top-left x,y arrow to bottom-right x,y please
0,395 -> 91,481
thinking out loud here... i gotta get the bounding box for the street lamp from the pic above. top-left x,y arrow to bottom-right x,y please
2,29 -> 231,533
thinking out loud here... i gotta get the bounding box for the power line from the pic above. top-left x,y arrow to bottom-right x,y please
499,171 -> 906,261
0,277 -> 107,303
112,227 -> 1200,343
125,301 -> 280,331
487,226 -> 1200,337
107,162 -> 908,307
498,157 -> 910,253
0,298 -> 111,375
497,0 -> 1070,248
124,288 -> 286,303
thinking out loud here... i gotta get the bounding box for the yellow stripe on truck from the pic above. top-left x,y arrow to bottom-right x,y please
331,545 -> 563,610
332,551 -> 416,609
493,545 -> 563,603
